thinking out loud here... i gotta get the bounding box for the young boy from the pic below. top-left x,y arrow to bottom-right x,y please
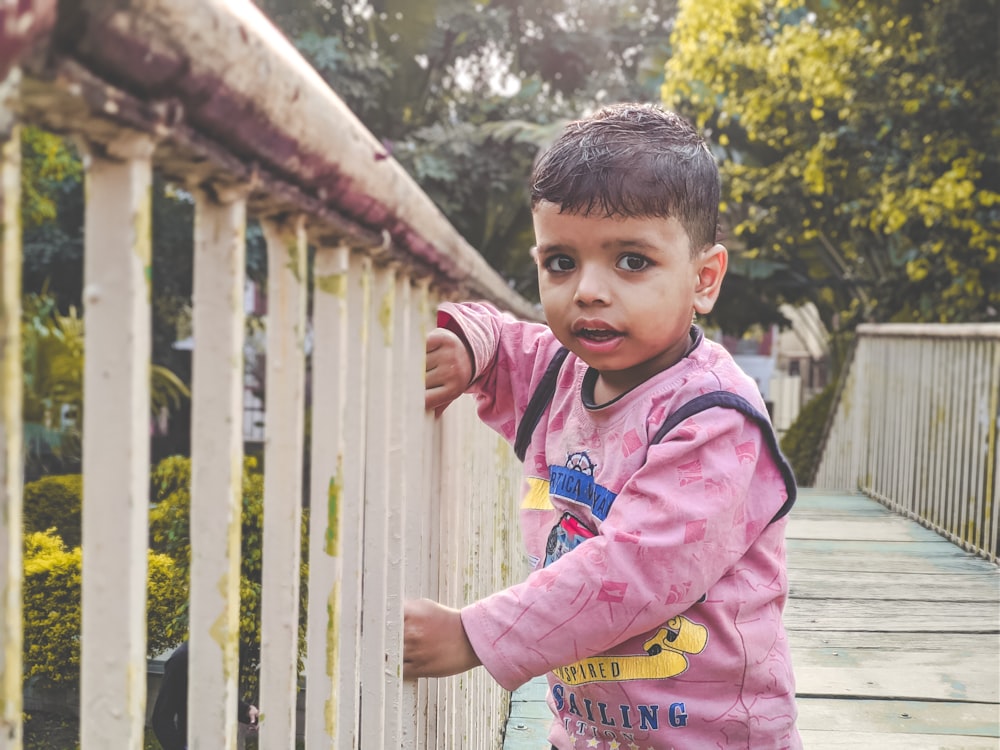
404,104 -> 801,749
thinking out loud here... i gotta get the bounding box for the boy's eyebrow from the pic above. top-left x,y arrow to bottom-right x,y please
600,238 -> 659,252
535,238 -> 658,254
533,242 -> 569,255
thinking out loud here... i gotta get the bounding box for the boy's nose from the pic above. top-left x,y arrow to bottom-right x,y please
573,267 -> 610,306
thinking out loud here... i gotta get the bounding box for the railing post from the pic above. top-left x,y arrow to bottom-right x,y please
79,132 -> 154,750
188,185 -> 248,750
401,278 -> 432,748
0,80 -> 23,750
359,262 -> 396,748
258,216 -> 308,749
304,243 -> 350,748
305,248 -> 370,749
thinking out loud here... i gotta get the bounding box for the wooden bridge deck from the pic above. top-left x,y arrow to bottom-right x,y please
504,489 -> 1000,749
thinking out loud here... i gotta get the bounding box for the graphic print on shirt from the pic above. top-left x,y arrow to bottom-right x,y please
544,450 -> 710,685
552,614 -> 707,685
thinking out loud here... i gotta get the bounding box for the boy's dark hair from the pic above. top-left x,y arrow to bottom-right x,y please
530,103 -> 721,253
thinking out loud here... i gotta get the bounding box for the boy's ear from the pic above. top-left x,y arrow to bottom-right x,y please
693,244 -> 728,315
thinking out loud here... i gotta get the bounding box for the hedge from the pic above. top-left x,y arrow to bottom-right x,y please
23,529 -> 186,686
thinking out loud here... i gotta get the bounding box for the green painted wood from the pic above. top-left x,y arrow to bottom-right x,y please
504,677 -> 551,749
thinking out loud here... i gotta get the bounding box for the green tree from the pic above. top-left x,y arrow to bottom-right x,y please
148,456 -> 308,695
21,291 -> 190,477
21,127 -> 85,308
255,0 -> 678,298
663,0 -> 1000,326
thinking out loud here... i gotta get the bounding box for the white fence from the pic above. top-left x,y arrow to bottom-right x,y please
0,1 -> 536,747
815,323 -> 1000,563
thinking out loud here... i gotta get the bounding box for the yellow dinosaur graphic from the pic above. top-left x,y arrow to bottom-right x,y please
552,615 -> 708,686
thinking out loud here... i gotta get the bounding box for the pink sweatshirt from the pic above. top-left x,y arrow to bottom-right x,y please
444,302 -> 800,750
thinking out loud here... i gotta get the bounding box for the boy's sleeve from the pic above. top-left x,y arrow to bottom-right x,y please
438,301 -> 565,443
459,407 -> 788,691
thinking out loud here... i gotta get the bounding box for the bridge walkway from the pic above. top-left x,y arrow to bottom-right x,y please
504,488 -> 1000,749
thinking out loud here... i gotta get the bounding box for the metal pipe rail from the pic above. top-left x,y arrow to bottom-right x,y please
815,323 -> 1000,564
0,1 -> 536,748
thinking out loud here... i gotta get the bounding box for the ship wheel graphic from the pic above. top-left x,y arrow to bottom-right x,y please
565,451 -> 595,476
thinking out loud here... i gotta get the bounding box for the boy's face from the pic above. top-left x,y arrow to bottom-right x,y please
532,201 -> 727,400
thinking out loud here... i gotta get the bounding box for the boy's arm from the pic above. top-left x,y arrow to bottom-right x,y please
432,301 -> 564,439
460,409 -> 789,691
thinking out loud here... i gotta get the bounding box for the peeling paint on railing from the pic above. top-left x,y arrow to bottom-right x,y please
1,2 -> 535,747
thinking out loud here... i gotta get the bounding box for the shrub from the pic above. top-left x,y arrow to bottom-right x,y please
23,531 -> 81,684
23,474 -> 83,548
22,530 -> 187,687
149,455 -> 308,696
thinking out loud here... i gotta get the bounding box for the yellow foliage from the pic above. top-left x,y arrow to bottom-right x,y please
22,529 -> 186,685
663,0 -> 998,323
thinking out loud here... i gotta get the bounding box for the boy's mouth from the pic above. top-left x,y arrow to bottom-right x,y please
574,326 -> 623,342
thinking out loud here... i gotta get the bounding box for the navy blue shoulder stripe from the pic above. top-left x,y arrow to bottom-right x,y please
651,391 -> 797,525
514,346 -> 570,461
513,349 -> 796,526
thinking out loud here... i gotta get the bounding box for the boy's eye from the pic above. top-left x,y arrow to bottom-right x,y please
543,255 -> 575,272
616,254 -> 650,272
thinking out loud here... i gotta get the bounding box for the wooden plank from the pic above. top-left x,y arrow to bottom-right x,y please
784,598 -> 998,632
506,678 -> 552,747
783,489 -> 999,747
789,517 -> 941,542
788,630 -> 999,654
797,697 -> 1000,737
794,653 -> 998,702
788,569 -> 1000,601
79,137 -> 154,750
792,489 -> 892,513
0,113 -> 22,750
258,216 -> 308,748
787,540 -> 991,574
797,730 -> 999,749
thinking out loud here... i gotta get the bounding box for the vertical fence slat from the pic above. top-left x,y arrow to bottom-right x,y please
304,243 -> 349,748
0,111 -> 22,750
359,264 -> 395,749
258,216 -> 308,748
334,252 -> 371,749
929,341 -> 948,529
401,279 -> 431,749
984,339 -> 1000,558
188,190 -> 248,750
968,341 -> 988,552
388,273 -> 412,746
79,137 -> 154,750
422,331 -> 443,749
